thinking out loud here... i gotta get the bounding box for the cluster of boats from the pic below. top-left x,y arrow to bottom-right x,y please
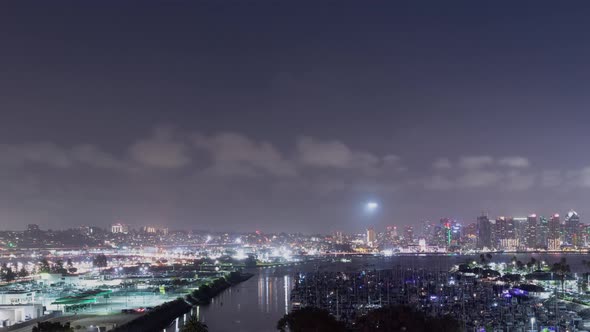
290,266 -> 590,331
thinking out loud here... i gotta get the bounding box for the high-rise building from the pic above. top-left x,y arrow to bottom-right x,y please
421,221 -> 435,245
525,214 -> 538,249
495,217 -> 517,250
111,223 -> 129,234
477,215 -> 492,249
513,217 -> 527,249
143,226 -> 157,234
580,224 -> 590,247
403,226 -> 414,245
432,225 -> 445,247
26,224 -> 40,232
537,216 -> 549,248
548,214 -> 561,250
366,227 -> 376,247
440,218 -> 452,247
564,210 -> 580,246
385,226 -> 400,246
462,222 -> 478,250
334,231 -> 344,244
495,217 -> 519,250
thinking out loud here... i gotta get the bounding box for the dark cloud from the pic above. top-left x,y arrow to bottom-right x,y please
2,2 -> 590,230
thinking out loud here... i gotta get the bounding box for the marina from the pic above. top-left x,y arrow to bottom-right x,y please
287,256 -> 590,331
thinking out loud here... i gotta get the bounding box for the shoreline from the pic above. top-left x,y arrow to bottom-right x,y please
111,271 -> 253,332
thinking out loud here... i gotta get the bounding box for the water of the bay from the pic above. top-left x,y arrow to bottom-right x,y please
196,253 -> 590,332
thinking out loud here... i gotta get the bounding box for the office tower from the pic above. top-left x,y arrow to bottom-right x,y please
495,217 -> 512,250
440,218 -> 452,247
366,227 -> 376,247
26,224 -> 40,232
564,210 -> 580,246
548,214 -> 561,250
477,215 -> 492,249
111,223 -> 129,234
431,225 -> 443,247
334,231 -> 344,244
580,224 -> 590,247
525,214 -> 538,248
403,225 -> 414,245
538,216 -> 548,248
495,217 -> 518,250
512,217 -> 527,249
462,222 -> 478,250
421,221 -> 435,245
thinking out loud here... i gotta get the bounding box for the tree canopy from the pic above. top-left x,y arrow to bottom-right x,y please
277,307 -> 347,332
32,322 -> 74,332
277,306 -> 462,332
181,315 -> 209,332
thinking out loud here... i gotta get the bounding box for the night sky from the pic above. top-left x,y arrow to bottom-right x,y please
2,2 -> 590,232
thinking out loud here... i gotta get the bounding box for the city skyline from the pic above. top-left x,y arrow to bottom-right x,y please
3,2 -> 590,232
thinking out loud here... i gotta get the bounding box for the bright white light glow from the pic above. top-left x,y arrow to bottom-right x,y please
366,202 -> 379,211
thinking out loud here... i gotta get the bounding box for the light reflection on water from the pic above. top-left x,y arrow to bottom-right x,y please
199,267 -> 294,332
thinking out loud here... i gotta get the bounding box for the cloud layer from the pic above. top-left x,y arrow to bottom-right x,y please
2,129 -> 590,231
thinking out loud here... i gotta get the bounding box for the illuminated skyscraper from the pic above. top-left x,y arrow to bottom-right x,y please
512,217 -> 527,248
477,215 -> 492,249
421,221 -> 434,244
525,214 -> 538,248
334,231 -> 344,244
548,214 -> 561,250
366,227 -> 376,247
537,216 -> 548,248
495,217 -> 507,248
111,223 -> 129,234
564,210 -> 580,246
440,218 -> 452,247
403,225 -> 414,245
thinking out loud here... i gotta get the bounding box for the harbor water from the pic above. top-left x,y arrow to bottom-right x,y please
191,253 -> 590,332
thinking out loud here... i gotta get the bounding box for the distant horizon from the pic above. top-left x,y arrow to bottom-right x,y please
7,207 -> 583,234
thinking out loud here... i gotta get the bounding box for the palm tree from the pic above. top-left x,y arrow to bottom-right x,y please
527,257 -> 537,272
182,315 -> 208,332
277,307 -> 346,332
551,257 -> 571,297
479,254 -> 486,266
